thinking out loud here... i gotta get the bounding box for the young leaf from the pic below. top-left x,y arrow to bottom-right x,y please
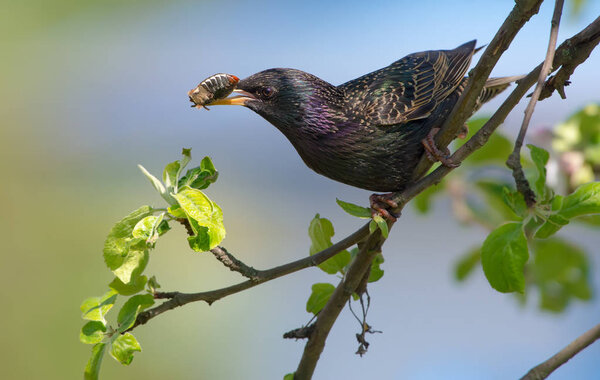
335,198 -> 371,218
163,148 -> 193,194
306,283 -> 336,315
481,222 -> 529,293
558,182 -> 600,219
308,214 -> 351,274
109,275 -> 148,296
454,247 -> 481,281
283,373 -> 295,380
173,187 -> 226,251
179,156 -> 219,190
132,213 -> 165,245
372,215 -> 389,238
103,206 -> 153,283
80,321 -> 107,344
84,343 -> 107,380
110,247 -> 149,285
528,144 -> 550,200
147,275 -> 161,293
167,204 -> 187,218
138,165 -> 176,205
502,187 -> 527,218
368,253 -> 384,283
369,219 -> 377,234
534,214 -> 569,239
81,290 -> 118,323
117,294 -> 155,332
110,333 -> 142,365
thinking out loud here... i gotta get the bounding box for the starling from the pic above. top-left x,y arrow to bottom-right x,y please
189,41 -> 521,219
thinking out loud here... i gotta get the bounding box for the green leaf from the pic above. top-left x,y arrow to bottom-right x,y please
80,321 -> 107,344
138,165 -> 176,205
502,187 -> 527,218
558,182 -> 600,219
534,214 -> 570,239
168,204 -> 187,218
81,290 -> 118,323
481,222 -> 529,293
413,182 -> 444,214
476,181 -> 522,221
306,283 -> 335,315
335,198 -> 371,218
109,275 -> 147,296
132,216 -> 158,239
283,373 -> 295,380
454,247 -> 481,281
533,238 -> 592,312
178,156 -> 219,190
103,206 -> 153,283
84,343 -> 106,380
369,219 -> 377,234
110,333 -> 141,365
163,148 -> 193,194
163,160 -> 181,194
117,294 -> 155,332
372,215 -> 389,238
368,253 -> 384,283
147,275 -> 161,293
308,214 -> 351,274
528,144 -> 550,200
174,187 -> 226,251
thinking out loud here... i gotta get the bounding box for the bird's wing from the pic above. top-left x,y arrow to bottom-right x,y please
340,40 -> 477,126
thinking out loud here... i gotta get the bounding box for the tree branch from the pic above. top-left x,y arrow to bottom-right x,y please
295,228 -> 388,379
128,223 -> 370,331
520,322 -> 600,380
128,12 -> 600,379
411,0 -> 544,181
539,15 -> 600,100
506,0 -> 564,207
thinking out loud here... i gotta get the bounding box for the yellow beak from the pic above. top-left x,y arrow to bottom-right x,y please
206,89 -> 256,106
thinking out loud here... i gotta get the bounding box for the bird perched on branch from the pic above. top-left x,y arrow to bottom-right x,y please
189,40 -> 521,220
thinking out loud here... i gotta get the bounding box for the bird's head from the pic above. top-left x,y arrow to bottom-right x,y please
201,68 -> 345,136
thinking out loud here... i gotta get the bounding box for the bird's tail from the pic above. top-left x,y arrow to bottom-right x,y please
479,75 -> 525,104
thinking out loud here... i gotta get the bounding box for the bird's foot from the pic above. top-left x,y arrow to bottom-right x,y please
421,128 -> 460,168
369,193 -> 399,222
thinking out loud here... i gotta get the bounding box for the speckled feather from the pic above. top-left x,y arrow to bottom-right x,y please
231,41 -> 520,192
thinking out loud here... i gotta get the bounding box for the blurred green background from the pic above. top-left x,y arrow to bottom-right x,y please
2,0 -> 599,379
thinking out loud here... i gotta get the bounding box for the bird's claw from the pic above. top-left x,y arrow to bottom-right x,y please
369,193 -> 398,222
421,128 -> 460,168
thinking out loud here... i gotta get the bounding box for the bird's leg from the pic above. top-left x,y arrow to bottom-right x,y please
369,193 -> 398,222
421,128 -> 460,168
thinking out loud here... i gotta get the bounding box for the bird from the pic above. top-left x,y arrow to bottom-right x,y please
188,40 -> 522,220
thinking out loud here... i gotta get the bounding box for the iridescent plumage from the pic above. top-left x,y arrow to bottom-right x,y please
192,41 -> 521,191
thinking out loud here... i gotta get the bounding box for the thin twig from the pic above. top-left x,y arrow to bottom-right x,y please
520,323 -> 600,380
128,223 -> 370,331
127,15 -> 600,375
210,246 -> 260,281
507,0 -> 564,207
411,0 -> 544,181
295,228 -> 387,379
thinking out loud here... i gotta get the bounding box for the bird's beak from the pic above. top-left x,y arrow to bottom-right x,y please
206,89 -> 257,106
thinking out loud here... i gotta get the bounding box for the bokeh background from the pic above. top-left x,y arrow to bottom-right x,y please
2,0 -> 600,379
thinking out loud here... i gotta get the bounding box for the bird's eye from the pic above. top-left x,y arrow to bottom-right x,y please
260,86 -> 275,98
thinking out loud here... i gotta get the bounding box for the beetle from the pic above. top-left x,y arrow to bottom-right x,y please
188,73 -> 239,110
